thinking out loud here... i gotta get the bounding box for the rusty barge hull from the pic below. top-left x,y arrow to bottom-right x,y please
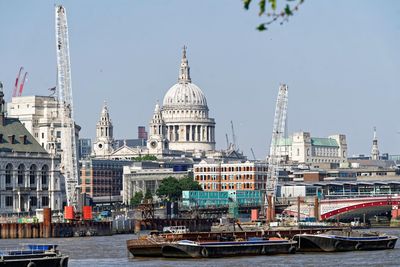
127,228 -> 344,257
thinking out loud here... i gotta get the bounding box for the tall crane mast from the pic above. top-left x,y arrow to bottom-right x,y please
13,67 -> 23,97
55,5 -> 79,207
230,120 -> 238,151
266,84 -> 288,200
18,72 -> 28,96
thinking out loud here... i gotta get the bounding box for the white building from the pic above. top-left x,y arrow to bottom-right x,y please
276,132 -> 347,165
0,85 -> 63,213
122,162 -> 189,204
147,46 -> 216,154
7,95 -> 80,152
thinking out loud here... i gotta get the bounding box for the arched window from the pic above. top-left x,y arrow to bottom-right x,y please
17,164 -> 25,185
41,165 -> 49,185
5,163 -> 13,184
30,165 -> 37,185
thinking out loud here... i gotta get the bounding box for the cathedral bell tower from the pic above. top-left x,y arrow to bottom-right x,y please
92,102 -> 114,157
371,127 -> 380,160
147,102 -> 168,156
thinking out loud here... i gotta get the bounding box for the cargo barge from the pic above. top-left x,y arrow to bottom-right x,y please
161,239 -> 297,258
127,227 -> 343,257
294,230 -> 398,252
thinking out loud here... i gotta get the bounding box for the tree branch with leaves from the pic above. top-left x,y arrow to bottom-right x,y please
243,0 -> 305,31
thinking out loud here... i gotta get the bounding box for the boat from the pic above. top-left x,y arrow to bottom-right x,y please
293,229 -> 398,252
161,238 -> 297,258
127,234 -> 168,257
0,244 -> 69,267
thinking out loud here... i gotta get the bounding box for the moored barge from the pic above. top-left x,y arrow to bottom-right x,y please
294,230 -> 398,252
161,238 -> 297,258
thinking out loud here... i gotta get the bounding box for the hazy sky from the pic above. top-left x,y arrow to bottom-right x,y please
1,1 -> 399,158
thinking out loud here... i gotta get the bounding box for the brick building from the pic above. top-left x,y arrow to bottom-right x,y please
194,160 -> 268,191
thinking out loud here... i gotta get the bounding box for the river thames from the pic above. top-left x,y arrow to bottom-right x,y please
1,229 -> 400,266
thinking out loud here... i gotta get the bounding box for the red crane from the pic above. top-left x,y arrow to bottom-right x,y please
12,67 -> 24,97
18,72 -> 28,97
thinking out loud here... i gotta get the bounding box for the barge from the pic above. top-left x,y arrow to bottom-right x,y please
161,238 -> 297,258
294,230 -> 398,252
127,227 -> 344,257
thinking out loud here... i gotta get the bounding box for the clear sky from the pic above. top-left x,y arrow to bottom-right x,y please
1,1 -> 399,159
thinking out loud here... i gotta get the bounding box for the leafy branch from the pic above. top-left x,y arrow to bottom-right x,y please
243,0 -> 305,31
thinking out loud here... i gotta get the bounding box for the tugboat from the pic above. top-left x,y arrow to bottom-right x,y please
293,229 -> 398,252
0,244 -> 69,267
161,238 -> 297,258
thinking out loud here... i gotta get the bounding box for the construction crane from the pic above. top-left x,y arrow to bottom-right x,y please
225,133 -> 230,150
230,120 -> 238,151
55,5 -> 79,208
266,84 -> 288,205
250,148 -> 256,161
12,67 -> 23,97
18,72 -> 28,97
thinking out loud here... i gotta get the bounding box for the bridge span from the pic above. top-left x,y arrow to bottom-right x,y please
283,195 -> 400,221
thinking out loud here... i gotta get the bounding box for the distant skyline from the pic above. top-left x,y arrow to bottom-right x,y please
1,1 -> 399,158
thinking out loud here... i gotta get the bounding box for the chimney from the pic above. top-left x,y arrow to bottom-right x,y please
8,135 -> 15,144
19,135 -> 27,144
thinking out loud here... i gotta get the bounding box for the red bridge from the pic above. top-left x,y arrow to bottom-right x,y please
284,195 -> 400,220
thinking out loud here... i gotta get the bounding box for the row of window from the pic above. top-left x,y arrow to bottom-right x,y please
4,164 -> 49,185
201,182 -> 266,190
195,166 -> 267,172
1,196 -> 49,207
196,174 -> 267,181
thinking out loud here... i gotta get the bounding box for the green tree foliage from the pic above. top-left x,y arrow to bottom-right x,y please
133,155 -> 157,161
243,0 -> 305,31
130,191 -> 143,206
156,176 -> 203,201
179,176 -> 203,191
144,190 -> 153,200
157,176 -> 181,201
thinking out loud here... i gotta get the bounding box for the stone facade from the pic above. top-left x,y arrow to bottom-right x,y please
276,132 -> 347,165
92,102 -> 114,158
147,47 -> 216,154
0,84 -> 63,213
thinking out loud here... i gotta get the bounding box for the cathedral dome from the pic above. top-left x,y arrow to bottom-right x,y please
162,82 -> 207,108
162,46 -> 208,110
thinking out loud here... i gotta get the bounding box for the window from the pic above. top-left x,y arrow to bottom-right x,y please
30,165 -> 37,185
30,196 -> 37,206
56,131 -> 61,138
41,133 -> 44,139
6,196 -> 13,206
5,163 -> 13,184
41,165 -> 49,185
17,164 -> 25,185
42,196 -> 49,207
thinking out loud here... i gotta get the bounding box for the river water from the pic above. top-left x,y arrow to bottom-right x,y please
1,229 -> 400,266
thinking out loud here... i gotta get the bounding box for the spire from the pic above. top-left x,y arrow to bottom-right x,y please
373,126 -> 377,141
102,100 -> 108,114
178,45 -> 191,84
154,100 -> 160,113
